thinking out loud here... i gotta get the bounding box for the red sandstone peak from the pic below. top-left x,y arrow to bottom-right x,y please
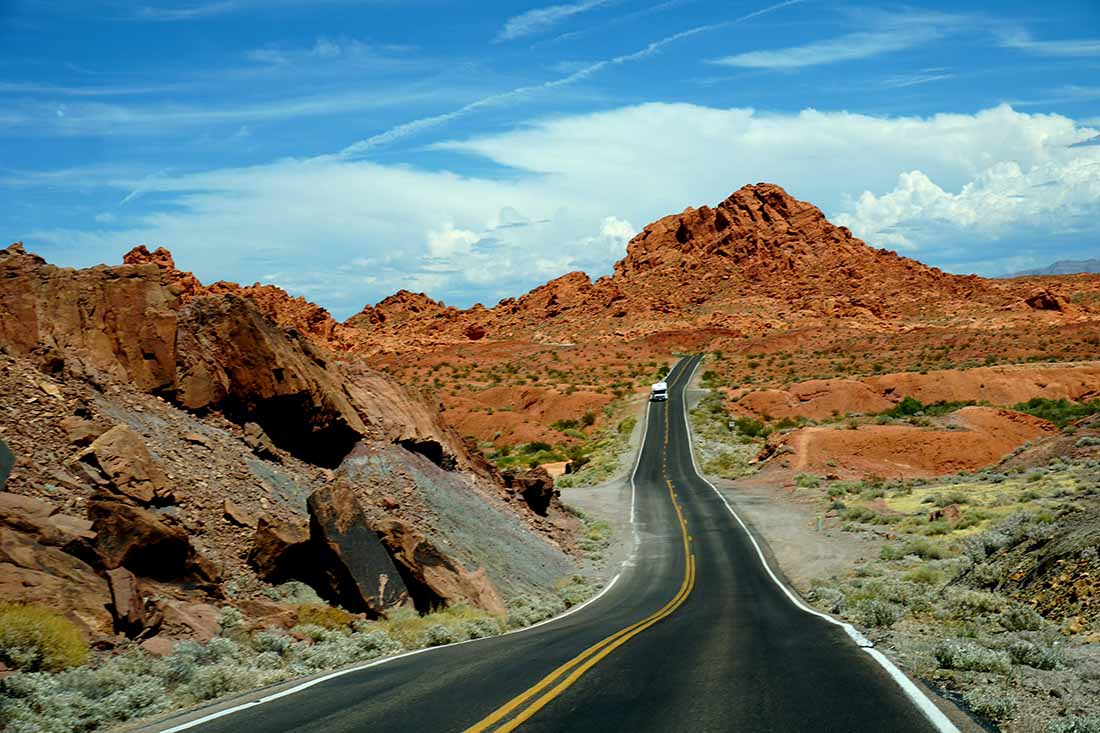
347,289 -> 451,329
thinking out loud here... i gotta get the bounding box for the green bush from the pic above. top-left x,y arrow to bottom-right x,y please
1047,716 -> 1100,733
733,416 -> 769,438
1006,638 -> 1064,670
296,604 -> 355,630
1012,397 -> 1100,428
795,473 -> 822,489
616,416 -> 637,436
999,603 -> 1046,632
963,684 -> 1016,722
0,603 -> 90,672
934,639 -> 1012,673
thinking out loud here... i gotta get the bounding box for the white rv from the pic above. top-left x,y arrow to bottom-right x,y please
650,381 -> 669,401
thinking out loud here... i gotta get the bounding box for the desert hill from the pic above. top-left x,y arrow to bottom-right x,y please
0,242 -> 580,653
344,183 -> 1096,353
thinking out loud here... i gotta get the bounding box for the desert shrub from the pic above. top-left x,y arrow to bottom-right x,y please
1013,397 -> 1100,428
0,603 -> 90,672
423,624 -> 461,647
932,491 -> 968,507
795,473 -> 822,489
550,418 -> 579,431
1047,716 -> 1100,733
616,416 -> 637,435
902,565 -> 945,585
252,631 -> 293,656
934,639 -> 1012,673
581,412 -> 596,427
217,606 -> 245,636
296,604 -> 354,630
963,684 -> 1016,722
262,581 -> 324,606
944,589 -> 1004,618
733,416 -> 769,438
1076,436 -> 1100,448
999,603 -> 1046,632
851,599 -> 903,627
179,662 -> 259,702
809,586 -> 845,613
1006,637 -> 1064,670
969,562 -> 1001,588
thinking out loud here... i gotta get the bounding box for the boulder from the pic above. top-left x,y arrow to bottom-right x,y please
374,517 -> 505,615
74,425 -> 176,505
60,416 -> 109,447
243,422 -> 280,462
501,467 -> 558,516
88,497 -> 219,583
307,484 -> 410,615
0,440 -> 13,491
247,516 -> 311,583
0,492 -> 96,552
158,600 -> 221,641
0,526 -> 114,635
140,636 -> 175,657
223,499 -> 256,528
174,295 -> 368,467
106,567 -> 146,636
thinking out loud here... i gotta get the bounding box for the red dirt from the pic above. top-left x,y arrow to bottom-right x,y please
762,407 -> 1058,479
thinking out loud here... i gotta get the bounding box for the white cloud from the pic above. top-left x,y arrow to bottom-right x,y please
497,0 -> 612,42
1000,30 -> 1100,57
834,157 -> 1100,250
426,225 -> 479,258
25,103 -> 1100,316
711,12 -> 962,69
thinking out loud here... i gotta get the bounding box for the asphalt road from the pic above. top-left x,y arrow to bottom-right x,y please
164,355 -> 947,733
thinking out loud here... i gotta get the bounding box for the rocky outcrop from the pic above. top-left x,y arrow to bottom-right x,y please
501,467 -> 558,516
0,525 -> 114,636
247,516 -> 311,583
175,295 -> 368,467
106,567 -> 146,636
88,496 -> 219,584
73,425 -> 177,505
0,243 -> 179,391
306,484 -> 410,615
1025,288 -> 1075,313
374,518 -> 505,615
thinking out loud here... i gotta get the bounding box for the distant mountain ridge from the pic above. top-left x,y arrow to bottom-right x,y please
1009,259 -> 1100,277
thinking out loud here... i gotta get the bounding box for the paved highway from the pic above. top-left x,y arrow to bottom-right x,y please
160,355 -> 955,733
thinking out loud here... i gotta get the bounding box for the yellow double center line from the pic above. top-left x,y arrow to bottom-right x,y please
464,358 -> 698,733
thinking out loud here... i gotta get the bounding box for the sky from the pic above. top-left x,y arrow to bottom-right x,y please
1,0 -> 1099,319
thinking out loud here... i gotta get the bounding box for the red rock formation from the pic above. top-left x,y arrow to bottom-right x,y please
336,183 -> 1027,352
306,483 -> 410,615
374,517 -> 505,615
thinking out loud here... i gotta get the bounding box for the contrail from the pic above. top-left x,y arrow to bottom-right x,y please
340,0 -> 805,158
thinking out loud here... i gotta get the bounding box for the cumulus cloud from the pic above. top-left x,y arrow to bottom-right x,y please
834,157 -> 1100,250
24,104 -> 1100,315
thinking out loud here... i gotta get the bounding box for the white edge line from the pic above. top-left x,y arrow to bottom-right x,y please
679,356 -> 960,733
158,379 -> 661,733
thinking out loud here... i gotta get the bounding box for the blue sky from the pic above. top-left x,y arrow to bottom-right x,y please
1,0 -> 1098,318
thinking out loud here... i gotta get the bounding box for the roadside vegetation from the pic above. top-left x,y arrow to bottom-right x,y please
0,578 -> 599,733
802,446 -> 1100,732
689,392 -> 762,479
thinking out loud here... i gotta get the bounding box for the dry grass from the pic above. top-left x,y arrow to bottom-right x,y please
0,602 -> 90,672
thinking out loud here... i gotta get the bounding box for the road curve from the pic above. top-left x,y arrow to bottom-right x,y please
159,356 -> 950,733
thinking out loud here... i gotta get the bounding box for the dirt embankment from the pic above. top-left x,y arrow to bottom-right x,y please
762,407 -> 1058,479
738,362 -> 1100,421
